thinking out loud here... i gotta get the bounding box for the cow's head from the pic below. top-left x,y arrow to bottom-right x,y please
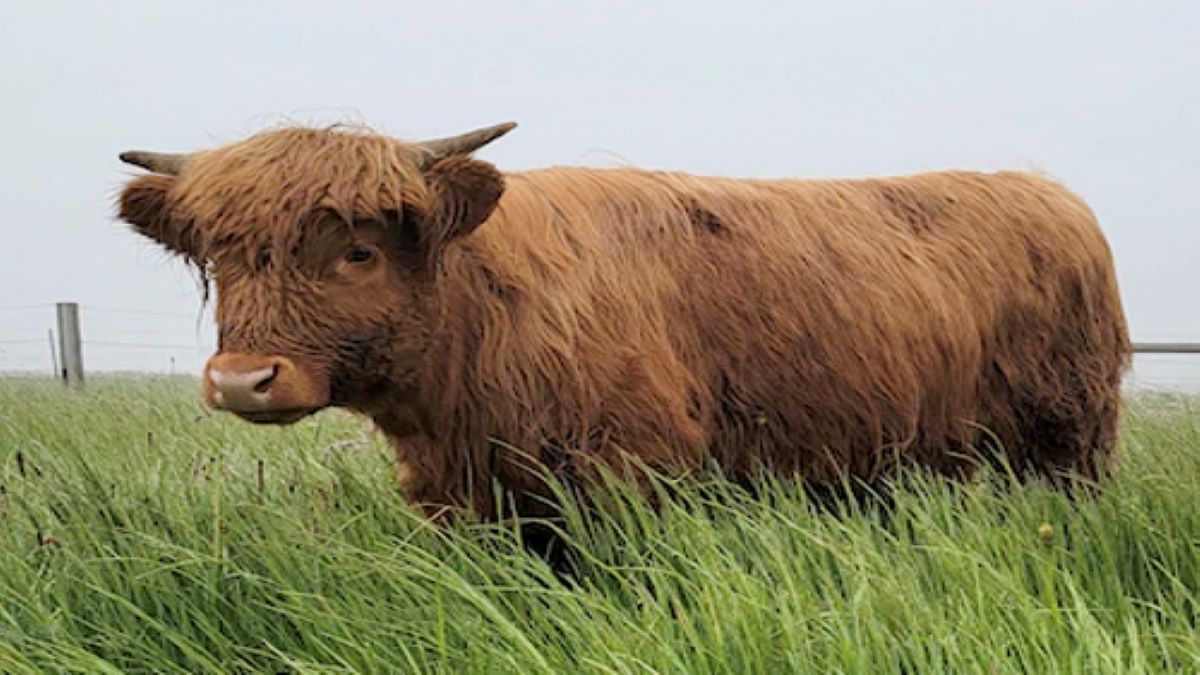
116,123 -> 515,424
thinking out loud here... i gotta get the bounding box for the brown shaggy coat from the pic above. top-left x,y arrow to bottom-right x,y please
119,127 -> 1131,518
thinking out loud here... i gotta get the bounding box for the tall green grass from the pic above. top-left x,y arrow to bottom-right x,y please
0,375 -> 1196,673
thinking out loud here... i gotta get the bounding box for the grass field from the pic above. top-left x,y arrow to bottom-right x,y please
0,375 -> 1197,673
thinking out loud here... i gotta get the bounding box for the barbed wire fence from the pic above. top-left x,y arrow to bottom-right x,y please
2,302 -> 1199,390
0,302 -> 214,378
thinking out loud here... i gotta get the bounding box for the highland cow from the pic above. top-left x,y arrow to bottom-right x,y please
116,122 -> 1130,519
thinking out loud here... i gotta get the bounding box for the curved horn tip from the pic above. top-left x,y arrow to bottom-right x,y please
118,150 -> 148,166
484,121 -> 518,141
417,121 -> 520,163
118,150 -> 191,175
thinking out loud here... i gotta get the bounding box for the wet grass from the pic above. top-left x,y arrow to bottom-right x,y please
0,375 -> 1197,673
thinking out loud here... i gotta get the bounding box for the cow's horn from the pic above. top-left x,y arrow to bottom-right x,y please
417,122 -> 517,165
118,150 -> 192,175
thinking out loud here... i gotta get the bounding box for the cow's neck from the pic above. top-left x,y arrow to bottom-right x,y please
402,238 -> 516,447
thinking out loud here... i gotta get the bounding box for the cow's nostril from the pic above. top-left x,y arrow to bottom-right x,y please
254,364 -> 279,394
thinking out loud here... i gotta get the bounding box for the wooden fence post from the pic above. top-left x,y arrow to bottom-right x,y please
46,328 -> 58,377
56,302 -> 83,389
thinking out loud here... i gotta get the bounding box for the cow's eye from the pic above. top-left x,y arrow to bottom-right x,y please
345,245 -> 374,264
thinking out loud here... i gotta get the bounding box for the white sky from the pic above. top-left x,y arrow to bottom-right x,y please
1,1 -> 1197,386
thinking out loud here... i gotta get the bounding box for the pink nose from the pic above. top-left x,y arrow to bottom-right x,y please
204,354 -> 290,411
208,364 -> 278,411
203,353 -> 330,422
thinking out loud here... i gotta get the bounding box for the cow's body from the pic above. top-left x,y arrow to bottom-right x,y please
117,125 -> 1130,519
396,168 -> 1128,513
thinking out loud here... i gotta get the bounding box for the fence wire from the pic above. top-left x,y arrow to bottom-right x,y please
0,304 -> 1195,389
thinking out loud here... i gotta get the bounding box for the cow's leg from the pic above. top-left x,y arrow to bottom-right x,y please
1017,392 -> 1120,488
1006,351 -> 1123,489
381,433 -> 463,522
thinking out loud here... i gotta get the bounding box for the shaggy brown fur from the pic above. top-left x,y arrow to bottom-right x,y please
117,125 -> 1131,519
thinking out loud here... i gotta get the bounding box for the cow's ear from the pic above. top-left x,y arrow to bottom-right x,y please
419,156 -> 505,260
118,174 -> 198,258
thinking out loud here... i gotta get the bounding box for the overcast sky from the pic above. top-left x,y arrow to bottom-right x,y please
1,1 -> 1197,386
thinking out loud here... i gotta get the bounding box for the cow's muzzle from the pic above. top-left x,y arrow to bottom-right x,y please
203,353 -> 330,424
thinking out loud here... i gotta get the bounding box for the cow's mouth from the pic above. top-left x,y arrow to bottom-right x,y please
233,407 -> 324,425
